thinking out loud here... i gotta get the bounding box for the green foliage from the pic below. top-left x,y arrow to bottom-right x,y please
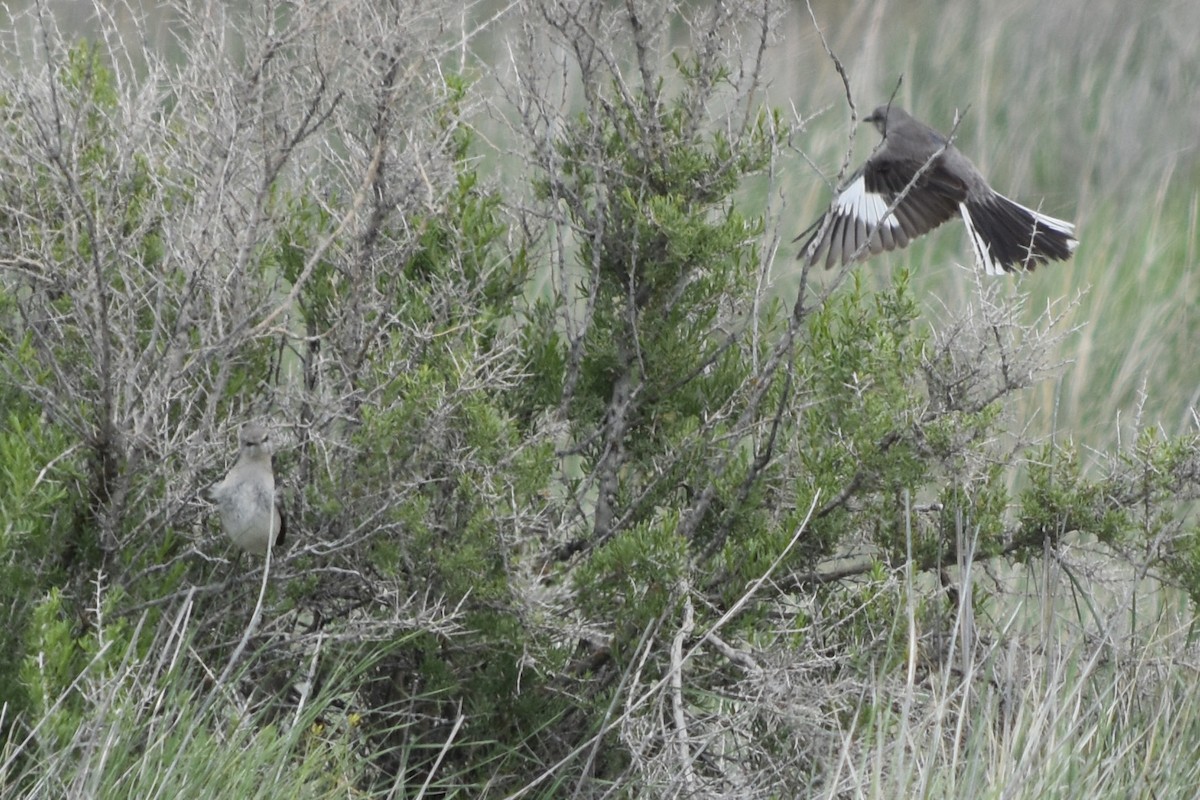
1012,430 -> 1200,601
790,272 -> 931,561
934,464 -> 1010,559
19,590 -> 83,737
275,98 -> 567,784
16,584 -> 136,766
526,76 -> 789,692
576,512 -> 688,630
0,382 -> 82,728
1015,443 -> 1129,554
0,41 -> 217,572
274,195 -> 339,333
533,71 -> 777,523
1118,429 -> 1200,604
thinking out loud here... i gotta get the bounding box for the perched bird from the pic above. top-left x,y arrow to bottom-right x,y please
797,104 -> 1078,275
207,422 -> 286,556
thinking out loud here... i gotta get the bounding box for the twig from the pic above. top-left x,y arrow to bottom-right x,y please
670,591 -> 697,792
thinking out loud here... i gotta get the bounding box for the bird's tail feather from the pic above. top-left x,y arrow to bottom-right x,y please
960,193 -> 1077,275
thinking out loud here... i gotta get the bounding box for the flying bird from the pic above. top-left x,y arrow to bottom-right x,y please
797,104 -> 1078,275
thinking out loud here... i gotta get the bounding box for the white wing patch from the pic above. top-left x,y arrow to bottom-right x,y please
834,175 -> 900,230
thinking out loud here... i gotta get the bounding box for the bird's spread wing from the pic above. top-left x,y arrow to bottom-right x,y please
797,156 -> 965,269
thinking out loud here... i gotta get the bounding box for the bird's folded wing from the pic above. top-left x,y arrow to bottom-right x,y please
274,492 -> 287,546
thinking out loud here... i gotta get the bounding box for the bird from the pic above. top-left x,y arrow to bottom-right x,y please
207,422 -> 286,556
796,104 -> 1078,275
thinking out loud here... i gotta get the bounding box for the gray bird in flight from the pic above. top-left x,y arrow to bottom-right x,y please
797,104 -> 1078,275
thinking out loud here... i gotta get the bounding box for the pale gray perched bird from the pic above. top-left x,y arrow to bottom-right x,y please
797,104 -> 1078,275
207,422 -> 286,556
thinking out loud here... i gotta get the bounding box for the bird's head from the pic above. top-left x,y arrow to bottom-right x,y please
237,422 -> 274,461
864,105 -> 893,137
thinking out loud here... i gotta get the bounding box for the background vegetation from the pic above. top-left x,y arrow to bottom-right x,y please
0,0 -> 1197,797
